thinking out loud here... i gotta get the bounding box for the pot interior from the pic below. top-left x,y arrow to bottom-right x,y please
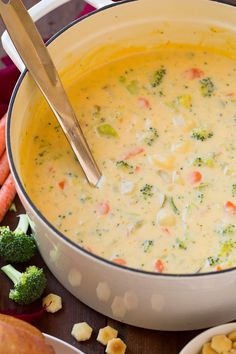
9,0 -> 236,245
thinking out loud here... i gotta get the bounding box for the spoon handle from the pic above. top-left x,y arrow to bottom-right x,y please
0,0 -> 102,187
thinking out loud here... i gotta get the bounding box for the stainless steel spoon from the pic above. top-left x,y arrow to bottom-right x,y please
0,0 -> 102,187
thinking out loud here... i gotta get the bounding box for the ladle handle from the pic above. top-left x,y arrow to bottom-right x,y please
0,0 -> 102,187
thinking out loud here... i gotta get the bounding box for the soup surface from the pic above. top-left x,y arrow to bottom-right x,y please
20,46 -> 236,274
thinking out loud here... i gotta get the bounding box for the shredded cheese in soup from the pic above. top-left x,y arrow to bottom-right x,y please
20,46 -> 236,274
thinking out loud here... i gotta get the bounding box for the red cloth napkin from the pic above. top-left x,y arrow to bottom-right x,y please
0,4 -> 95,115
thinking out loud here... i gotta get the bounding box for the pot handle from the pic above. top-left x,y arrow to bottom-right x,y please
1,0 -> 74,72
1,0 -> 122,72
84,0 -> 115,8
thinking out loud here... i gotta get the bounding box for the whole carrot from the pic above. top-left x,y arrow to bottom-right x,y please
0,173 -> 16,222
0,114 -> 6,158
0,150 -> 10,186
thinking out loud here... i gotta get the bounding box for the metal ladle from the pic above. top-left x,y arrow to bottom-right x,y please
0,0 -> 102,187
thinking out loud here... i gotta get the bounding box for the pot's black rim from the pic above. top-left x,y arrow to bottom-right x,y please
6,0 -> 236,278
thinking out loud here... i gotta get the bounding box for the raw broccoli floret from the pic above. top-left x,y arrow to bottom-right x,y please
1,264 -> 47,305
0,214 -> 36,262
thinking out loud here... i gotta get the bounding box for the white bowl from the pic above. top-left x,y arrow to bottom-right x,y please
180,322 -> 236,354
44,334 -> 84,354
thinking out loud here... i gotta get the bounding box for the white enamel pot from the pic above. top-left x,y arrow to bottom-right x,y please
4,0 -> 236,331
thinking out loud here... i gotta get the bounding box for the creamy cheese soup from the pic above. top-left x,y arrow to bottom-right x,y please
20,46 -> 236,274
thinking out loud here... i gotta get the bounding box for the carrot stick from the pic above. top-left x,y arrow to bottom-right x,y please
0,114 -> 7,158
0,151 -> 10,186
0,173 -> 16,222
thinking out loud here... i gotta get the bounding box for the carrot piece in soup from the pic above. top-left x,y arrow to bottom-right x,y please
188,171 -> 202,184
123,147 -> 145,160
155,259 -> 165,273
138,97 -> 151,109
58,180 -> 66,190
0,173 -> 16,222
0,114 -> 6,157
161,227 -> 171,235
98,202 -> 110,215
0,151 -> 10,186
112,258 -> 126,266
183,68 -> 205,80
225,201 -> 236,214
225,92 -> 236,97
